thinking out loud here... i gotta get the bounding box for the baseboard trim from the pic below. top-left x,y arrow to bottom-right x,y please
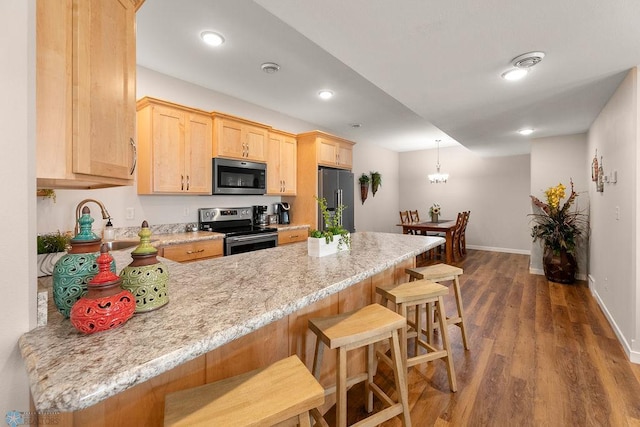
529,268 -> 587,281
467,245 -> 530,255
591,286 -> 640,364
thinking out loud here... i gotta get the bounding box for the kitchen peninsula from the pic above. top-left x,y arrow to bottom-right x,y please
20,232 -> 444,425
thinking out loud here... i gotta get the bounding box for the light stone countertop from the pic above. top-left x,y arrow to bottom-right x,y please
21,232 -> 444,412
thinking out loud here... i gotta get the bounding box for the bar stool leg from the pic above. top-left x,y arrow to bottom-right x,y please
390,329 -> 412,427
298,411 -> 312,427
452,275 -> 469,350
435,296 -> 457,392
336,346 -> 348,426
365,343 -> 374,413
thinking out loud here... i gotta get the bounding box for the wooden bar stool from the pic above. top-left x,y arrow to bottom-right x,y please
406,264 -> 469,350
308,303 -> 412,427
376,280 -> 457,392
164,355 -> 327,427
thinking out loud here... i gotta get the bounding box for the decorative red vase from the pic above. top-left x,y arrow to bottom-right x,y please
70,245 -> 136,334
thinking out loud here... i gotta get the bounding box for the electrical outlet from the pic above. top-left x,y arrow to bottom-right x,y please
126,207 -> 135,220
183,208 -> 190,217
615,206 -> 620,220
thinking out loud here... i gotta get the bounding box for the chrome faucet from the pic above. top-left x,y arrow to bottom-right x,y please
74,199 -> 111,235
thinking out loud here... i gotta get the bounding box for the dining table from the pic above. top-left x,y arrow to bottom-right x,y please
397,219 -> 458,264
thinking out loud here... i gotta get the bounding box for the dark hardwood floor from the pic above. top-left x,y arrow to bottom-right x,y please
327,250 -> 640,426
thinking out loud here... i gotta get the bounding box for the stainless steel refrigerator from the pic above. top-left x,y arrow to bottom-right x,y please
318,168 -> 355,232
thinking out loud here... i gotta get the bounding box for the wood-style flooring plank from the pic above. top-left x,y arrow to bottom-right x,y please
329,250 -> 640,426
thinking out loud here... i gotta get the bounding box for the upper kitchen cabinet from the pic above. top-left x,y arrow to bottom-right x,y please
313,132 -> 354,169
36,0 -> 137,189
212,113 -> 269,162
266,130 -> 297,195
136,97 -> 212,195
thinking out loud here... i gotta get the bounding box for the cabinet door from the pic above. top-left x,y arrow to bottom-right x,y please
243,124 -> 267,161
73,0 -> 135,180
280,135 -> 297,195
215,118 -> 245,159
337,143 -> 353,169
152,106 -> 185,193
185,113 -> 212,194
317,138 -> 338,166
266,134 -> 283,194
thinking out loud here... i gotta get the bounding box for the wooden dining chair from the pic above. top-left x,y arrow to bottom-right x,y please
459,211 -> 470,256
399,210 -> 411,224
451,212 -> 466,261
409,210 -> 420,223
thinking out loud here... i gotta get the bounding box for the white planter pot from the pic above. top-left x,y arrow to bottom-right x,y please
37,252 -> 66,277
307,234 -> 350,257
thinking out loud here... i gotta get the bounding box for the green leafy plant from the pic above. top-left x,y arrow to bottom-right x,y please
529,180 -> 588,255
37,231 -> 71,254
308,196 -> 351,249
358,173 -> 370,185
370,171 -> 382,196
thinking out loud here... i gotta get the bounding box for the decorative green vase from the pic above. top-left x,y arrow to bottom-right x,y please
52,207 -> 116,318
120,220 -> 169,312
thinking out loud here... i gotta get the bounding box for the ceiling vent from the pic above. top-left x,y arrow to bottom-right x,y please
261,62 -> 280,74
511,51 -> 545,69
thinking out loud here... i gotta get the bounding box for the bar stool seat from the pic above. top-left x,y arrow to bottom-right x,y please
405,264 -> 469,350
376,280 -> 457,392
308,303 -> 412,427
164,355 -> 327,427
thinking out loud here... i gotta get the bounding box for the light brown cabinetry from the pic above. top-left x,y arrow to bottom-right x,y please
267,130 -> 297,195
36,0 -> 136,189
283,131 -> 356,230
212,114 -> 269,162
136,97 -> 212,195
316,135 -> 354,169
277,229 -> 308,245
160,240 -> 223,263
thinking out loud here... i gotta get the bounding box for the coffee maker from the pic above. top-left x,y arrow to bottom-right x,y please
253,205 -> 268,227
274,202 -> 291,224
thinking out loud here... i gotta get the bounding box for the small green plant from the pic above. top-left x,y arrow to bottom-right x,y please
37,231 -> 71,254
358,173 -> 370,185
308,196 -> 351,249
370,171 -> 382,196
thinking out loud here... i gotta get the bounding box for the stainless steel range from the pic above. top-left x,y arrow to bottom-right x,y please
198,207 -> 279,256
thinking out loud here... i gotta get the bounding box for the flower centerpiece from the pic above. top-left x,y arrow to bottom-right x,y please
529,180 -> 588,284
308,196 -> 351,257
429,203 -> 441,222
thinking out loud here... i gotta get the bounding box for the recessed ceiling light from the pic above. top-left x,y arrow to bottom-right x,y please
261,62 -> 280,74
318,90 -> 334,100
200,31 -> 225,47
518,128 -> 534,136
501,68 -> 528,81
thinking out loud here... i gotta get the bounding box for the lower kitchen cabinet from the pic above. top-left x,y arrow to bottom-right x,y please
278,229 -> 308,245
160,240 -> 223,263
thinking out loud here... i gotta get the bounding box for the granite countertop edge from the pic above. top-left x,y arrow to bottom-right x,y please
22,232 -> 444,412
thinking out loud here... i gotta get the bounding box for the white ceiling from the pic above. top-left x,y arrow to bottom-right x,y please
136,0 -> 640,156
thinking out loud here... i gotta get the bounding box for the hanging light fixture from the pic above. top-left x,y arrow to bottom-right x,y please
428,139 -> 449,183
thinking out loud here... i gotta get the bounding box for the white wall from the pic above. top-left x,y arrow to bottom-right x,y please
1,0 -> 36,415
530,133 -> 589,278
398,145 -> 531,253
352,143 -> 400,233
587,67 -> 639,362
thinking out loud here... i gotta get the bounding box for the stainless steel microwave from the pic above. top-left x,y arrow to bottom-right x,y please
212,158 -> 266,195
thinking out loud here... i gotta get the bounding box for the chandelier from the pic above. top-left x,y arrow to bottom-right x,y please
428,139 -> 449,183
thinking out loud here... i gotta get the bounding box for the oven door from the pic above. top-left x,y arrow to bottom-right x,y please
225,232 -> 278,256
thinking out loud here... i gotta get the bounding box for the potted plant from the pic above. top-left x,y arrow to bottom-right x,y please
358,173 -> 370,204
370,171 -> 382,196
308,196 -> 351,257
530,180 -> 588,284
37,231 -> 71,277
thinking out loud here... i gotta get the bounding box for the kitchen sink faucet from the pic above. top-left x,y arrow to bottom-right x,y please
74,199 -> 112,235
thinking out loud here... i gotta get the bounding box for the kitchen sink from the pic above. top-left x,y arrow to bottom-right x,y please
104,240 -> 141,251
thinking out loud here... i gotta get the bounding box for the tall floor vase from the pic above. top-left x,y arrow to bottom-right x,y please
543,245 -> 577,284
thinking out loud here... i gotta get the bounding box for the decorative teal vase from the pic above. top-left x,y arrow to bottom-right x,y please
52,207 -> 115,318
120,220 -> 169,312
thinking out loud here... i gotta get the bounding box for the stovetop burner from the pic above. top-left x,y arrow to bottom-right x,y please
198,207 -> 277,236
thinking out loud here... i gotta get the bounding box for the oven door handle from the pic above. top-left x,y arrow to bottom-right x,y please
227,233 -> 278,243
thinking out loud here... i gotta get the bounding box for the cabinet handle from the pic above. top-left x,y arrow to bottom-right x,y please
186,175 -> 190,191
129,138 -> 137,175
181,175 -> 184,191
186,249 -> 205,254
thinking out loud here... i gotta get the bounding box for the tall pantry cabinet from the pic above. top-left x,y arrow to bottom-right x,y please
36,0 -> 138,189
